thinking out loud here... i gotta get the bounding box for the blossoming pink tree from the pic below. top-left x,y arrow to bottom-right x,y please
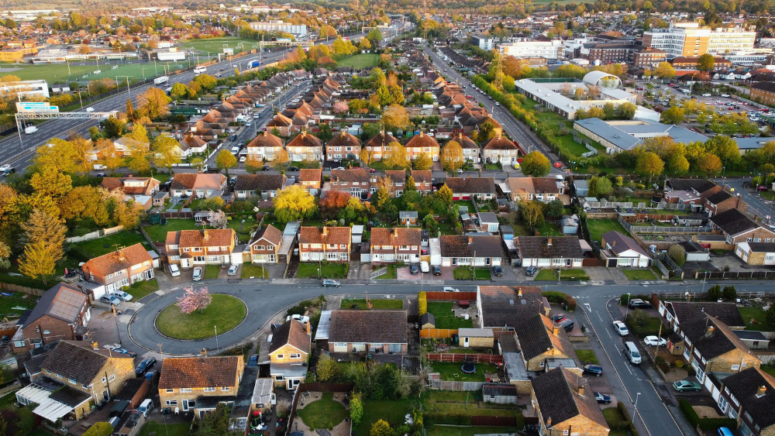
333,100 -> 349,116
176,287 -> 213,314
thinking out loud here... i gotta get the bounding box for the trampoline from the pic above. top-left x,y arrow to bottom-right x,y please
461,363 -> 476,374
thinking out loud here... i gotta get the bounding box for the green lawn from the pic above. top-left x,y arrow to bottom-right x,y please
204,265 -> 220,279
534,221 -> 563,236
603,407 -> 628,435
137,421 -> 190,436
156,294 -> 247,340
576,349 -> 600,365
125,279 -> 159,300
241,263 -> 269,279
0,61 -> 177,83
0,390 -> 19,409
454,200 -> 476,212
179,37 -> 259,56
425,426 -> 521,436
622,269 -> 658,281
374,264 -> 397,279
453,267 -> 491,280
142,219 -> 200,243
297,263 -> 348,279
356,399 -> 412,436
427,301 -> 473,329
534,269 -> 589,281
739,307 -> 770,331
69,231 -> 153,261
337,53 -> 380,69
297,392 -> 348,430
341,299 -> 403,309
761,365 -> 775,377
625,315 -> 663,338
430,362 -> 498,382
0,292 -> 38,318
423,391 -> 520,417
587,219 -> 631,244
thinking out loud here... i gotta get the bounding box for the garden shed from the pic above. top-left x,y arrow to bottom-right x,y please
482,384 -> 517,404
420,313 -> 435,329
458,328 -> 494,348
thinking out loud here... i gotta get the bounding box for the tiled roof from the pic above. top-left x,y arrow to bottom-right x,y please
722,368 -> 775,430
326,131 -> 361,147
371,228 -> 421,247
85,243 -> 151,277
26,283 -> 88,326
479,286 -> 546,327
667,301 -> 745,328
705,190 -> 734,205
405,132 -> 440,149
482,135 -> 518,150
170,174 -> 225,191
366,132 -> 398,148
444,177 -> 496,194
42,341 -> 131,385
710,209 -> 761,236
268,320 -> 310,354
515,313 -> 577,362
299,227 -> 351,245
531,368 -> 609,430
331,168 -> 368,183
440,235 -> 503,258
250,224 -> 282,246
680,315 -> 755,360
299,169 -> 322,183
248,131 -> 283,149
666,179 -> 717,193
602,231 -> 649,257
384,170 -> 406,184
447,134 -> 478,149
173,229 -> 235,249
158,356 -> 242,389
234,174 -> 286,192
329,310 -> 407,344
411,170 -> 432,184
286,132 -> 323,149
517,236 -> 583,259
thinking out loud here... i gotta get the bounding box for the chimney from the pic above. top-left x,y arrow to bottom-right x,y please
612,240 -> 616,247
306,320 -> 311,335
468,237 -> 473,244
737,193 -> 742,209
394,228 -> 398,237
705,325 -> 715,337
117,249 -> 125,260
553,325 -> 560,335
201,348 -> 207,356
323,227 -> 328,236
757,385 -> 767,398
547,417 -> 552,427
578,385 -> 585,396
518,287 -> 523,298
92,341 -> 99,350
547,238 -> 552,246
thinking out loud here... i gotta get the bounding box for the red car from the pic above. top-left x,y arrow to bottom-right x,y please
758,185 -> 769,191
553,162 -> 562,168
369,168 -> 376,173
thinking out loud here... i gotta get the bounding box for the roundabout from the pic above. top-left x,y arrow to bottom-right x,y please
155,294 -> 247,340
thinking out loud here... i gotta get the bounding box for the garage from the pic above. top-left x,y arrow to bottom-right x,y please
537,259 -> 551,267
333,343 -> 347,352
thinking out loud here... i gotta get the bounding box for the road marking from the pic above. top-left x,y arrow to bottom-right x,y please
596,311 -> 603,322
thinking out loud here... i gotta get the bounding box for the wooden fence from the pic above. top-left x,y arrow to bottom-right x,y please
0,283 -> 45,296
471,416 -> 518,427
425,292 -> 477,301
288,382 -> 354,435
65,225 -> 124,243
429,379 -> 485,391
426,353 -> 503,364
420,329 -> 458,339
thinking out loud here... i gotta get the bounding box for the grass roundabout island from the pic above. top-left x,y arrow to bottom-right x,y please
156,294 -> 247,340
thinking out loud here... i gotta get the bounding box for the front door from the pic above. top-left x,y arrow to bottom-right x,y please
102,390 -> 109,401
287,379 -> 300,390
183,400 -> 191,411
181,259 -> 190,268
463,337 -> 469,347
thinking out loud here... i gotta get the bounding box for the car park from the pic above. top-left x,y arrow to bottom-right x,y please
228,264 -> 239,276
613,320 -> 629,336
594,392 -> 612,404
673,380 -> 702,392
193,267 -> 203,281
644,336 -> 667,347
583,364 -> 603,377
168,264 -> 181,277
322,279 -> 340,288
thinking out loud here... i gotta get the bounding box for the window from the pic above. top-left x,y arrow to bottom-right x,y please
204,387 -> 216,392
68,378 -> 77,385
275,375 -> 284,381
290,354 -> 301,359
255,245 -> 265,250
43,330 -> 50,334
183,248 -> 190,252
13,340 -> 24,348
222,387 -> 230,391
166,400 -> 178,406
276,354 -> 284,359
108,375 -> 116,382
181,388 -> 192,393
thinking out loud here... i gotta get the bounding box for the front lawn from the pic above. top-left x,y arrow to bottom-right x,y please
587,219 -> 630,244
156,294 -> 247,340
204,265 -> 220,279
453,267 -> 491,280
534,269 -> 589,281
623,269 -> 658,281
374,264 -> 397,279
142,219 -> 200,243
341,298 -> 403,310
427,301 -> 473,329
125,279 -> 159,300
241,264 -> 269,279
356,399 -> 412,436
739,307 -> 770,331
576,349 -> 600,365
603,407 -> 628,436
297,262 -> 348,279
297,392 -> 348,430
69,231 -> 153,261
138,422 -> 190,436
625,315 -> 663,338
430,362 -> 497,382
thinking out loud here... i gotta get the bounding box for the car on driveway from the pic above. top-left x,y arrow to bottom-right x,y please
583,364 -> 603,377
228,264 -> 239,276
193,267 -> 203,281
432,265 -> 441,275
115,291 -> 133,302
673,380 -> 702,392
410,263 -> 419,275
525,266 -> 538,277
100,295 -> 121,306
594,392 -> 612,404
322,279 -> 340,288
112,348 -> 137,358
420,261 -> 430,273
168,264 -> 180,277
492,266 -> 503,277
248,355 -> 259,367
628,298 -> 652,309
613,320 -> 629,336
717,428 -> 733,436
644,336 -> 667,347
135,357 -> 156,376
442,286 -> 459,292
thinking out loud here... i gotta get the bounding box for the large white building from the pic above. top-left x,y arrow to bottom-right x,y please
643,22 -> 758,60
249,21 -> 308,37
471,35 -> 493,51
0,79 -> 49,98
498,40 -> 563,60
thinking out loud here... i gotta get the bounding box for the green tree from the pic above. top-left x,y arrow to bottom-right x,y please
697,153 -> 723,176
350,394 -> 364,426
318,123 -> 333,142
170,82 -> 189,100
406,176 -> 417,191
723,286 -> 737,301
520,200 -> 545,232
215,149 -> 237,177
435,184 -> 453,207
367,28 -> 383,45
370,419 -> 392,436
546,199 -> 564,218
707,285 -> 722,301
637,152 -> 664,183
668,244 -> 686,266
620,102 -> 637,120
661,106 -> 685,124
316,355 -> 340,382
697,53 -> 715,72
668,154 -> 690,175
521,151 -> 551,177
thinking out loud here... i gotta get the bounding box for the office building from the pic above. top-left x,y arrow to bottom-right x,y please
0,79 -> 49,98
249,21 -> 307,36
643,22 -> 758,60
499,40 -> 563,60
471,35 -> 494,51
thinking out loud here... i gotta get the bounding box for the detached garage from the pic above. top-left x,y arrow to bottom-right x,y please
736,242 -> 775,266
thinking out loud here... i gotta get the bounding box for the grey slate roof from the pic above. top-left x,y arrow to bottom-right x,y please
721,368 -> 775,431
440,235 -> 503,258
42,341 -> 131,385
602,231 -> 649,257
710,209 -> 760,236
516,236 -> 583,259
329,310 -> 407,344
531,368 -> 609,429
667,301 -> 745,327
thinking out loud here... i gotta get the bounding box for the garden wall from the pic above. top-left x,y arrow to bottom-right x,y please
426,353 -> 503,364
66,225 -> 124,243
425,292 -> 477,301
0,283 -> 46,296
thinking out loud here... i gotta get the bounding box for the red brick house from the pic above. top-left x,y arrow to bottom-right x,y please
12,283 -> 91,352
82,243 -> 155,295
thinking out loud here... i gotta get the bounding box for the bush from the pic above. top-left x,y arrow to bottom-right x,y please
418,292 -> 427,316
668,244 -> 686,266
723,286 -> 737,301
675,359 -> 684,368
654,355 -> 670,373
616,402 -> 640,436
542,291 -> 577,311
708,285 -> 722,301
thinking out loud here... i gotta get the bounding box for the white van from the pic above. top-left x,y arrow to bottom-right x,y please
138,399 -> 154,417
624,341 -> 641,365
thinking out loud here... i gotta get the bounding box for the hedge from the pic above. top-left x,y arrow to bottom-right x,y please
617,401 -> 641,436
419,292 -> 427,316
542,291 -> 577,311
678,399 -> 736,431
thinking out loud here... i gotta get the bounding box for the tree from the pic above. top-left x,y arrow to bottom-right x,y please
653,62 -> 676,80
128,146 -> 151,174
103,116 -> 125,138
176,287 -> 213,314
384,142 -> 410,169
360,37 -> 372,50
360,148 -> 374,166
708,285 -> 722,301
125,98 -> 136,121
192,74 -> 218,91
152,134 -> 182,172
320,191 -> 353,219
668,154 -> 690,175
589,176 -> 613,197
723,286 -> 737,301
661,106 -> 685,124
414,152 -> 433,170
216,149 -> 237,177
370,420 -> 392,436
207,210 -> 228,229
318,123 -> 333,142
170,82 -> 189,100
546,199 -> 564,218
521,151 -> 551,177
406,176 -> 416,192
272,149 -> 290,170
367,28 -> 383,45
19,241 -> 56,283
0,242 -> 10,270
382,104 -> 409,130
274,185 -> 317,223
83,422 -> 113,436
620,102 -> 637,120
668,244 -> 686,266
96,139 -> 124,171
126,123 -> 149,144
137,87 -> 171,120
373,187 -> 390,210
333,100 -> 349,115
115,201 -> 144,230
707,135 -> 740,164
30,167 -> 72,201
520,200 -> 545,232
441,140 -> 464,172
435,184 -> 453,207
697,53 -> 715,72
636,152 -> 664,183
350,394 -> 364,426
316,354 -> 340,382
21,208 -> 67,259
697,153 -> 723,176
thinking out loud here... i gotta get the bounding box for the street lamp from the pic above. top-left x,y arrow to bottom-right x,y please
214,325 -> 219,353
625,293 -> 631,319
633,392 -> 642,423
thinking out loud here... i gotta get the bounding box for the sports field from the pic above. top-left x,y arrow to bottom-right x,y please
179,37 -> 259,55
0,60 -> 188,84
337,53 -> 380,69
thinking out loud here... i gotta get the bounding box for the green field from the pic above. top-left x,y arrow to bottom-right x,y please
0,60 -> 185,84
337,53 -> 380,69
179,37 -> 259,55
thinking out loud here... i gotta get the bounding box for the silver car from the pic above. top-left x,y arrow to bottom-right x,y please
193,267 -> 203,281
228,264 -> 239,276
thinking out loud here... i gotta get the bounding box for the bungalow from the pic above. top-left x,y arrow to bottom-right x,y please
600,231 -> 651,267
248,224 -> 282,264
328,310 -> 408,354
298,227 -> 351,262
709,209 -> 775,246
178,134 -> 209,157
439,235 -> 503,267
404,131 -> 440,161
170,173 -> 227,198
100,176 -> 160,196
234,174 -> 286,199
444,177 -> 496,200
299,169 -> 322,195
515,236 -> 583,268
530,368 -> 610,436
505,177 -> 565,203
370,228 -> 422,264
82,243 -> 155,295
399,211 -> 419,225
735,242 -> 775,266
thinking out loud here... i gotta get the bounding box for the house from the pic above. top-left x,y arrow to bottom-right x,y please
705,190 -> 746,217
481,134 -> 520,165
329,168 -> 369,197
440,235 -> 503,267
735,242 -> 775,266
370,228 -> 422,264
82,244 -> 155,296
445,177 -> 496,200
165,229 -> 237,268
663,179 -> 721,205
411,170 -> 433,194
515,313 -> 580,371
505,177 -> 565,203
298,227 -> 351,262
515,236 -> 583,268
246,131 -> 284,162
364,131 -> 399,161
371,170 -> 406,197
328,310 -> 407,354
178,134 -> 209,157
458,328 -> 494,348
285,132 -> 323,161
750,82 -> 775,106
234,174 -> 286,199
113,137 -> 149,156
477,286 -> 549,330
299,169 -> 322,195
530,368 -> 610,436
325,131 -> 361,161
404,131 -> 440,161
170,173 -> 227,198
399,211 -> 419,225
248,224 -> 282,264
269,320 -> 311,390
40,341 -> 135,408
709,209 -> 775,246
11,284 -> 91,353
100,176 -> 160,196
659,301 -> 746,333
600,231 -> 651,267
158,355 -> 244,418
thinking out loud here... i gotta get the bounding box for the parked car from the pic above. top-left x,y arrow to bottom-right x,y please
758,185 -> 769,191
322,279 -> 340,288
594,392 -> 612,404
558,319 -> 574,332
628,298 -> 652,309
112,348 -> 137,358
228,264 -> 239,276
644,336 -> 667,347
552,315 -> 567,323
673,380 -> 702,392
702,93 -> 712,97
115,291 -> 133,302
717,428 -> 733,436
492,266 -> 502,277
525,266 -> 538,277
432,265 -> 441,275
168,264 -> 181,277
442,286 -> 460,292
410,263 -> 420,274
248,355 -> 259,367
135,357 -> 157,376
613,320 -> 629,336
100,295 -> 121,306
583,364 -> 603,377
289,166 -> 299,171
420,261 -> 430,273
193,267 -> 203,281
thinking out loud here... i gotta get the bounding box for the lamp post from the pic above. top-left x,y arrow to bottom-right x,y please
141,68 -> 146,80
214,325 -> 219,353
625,292 -> 631,319
116,75 -> 131,96
634,392 -> 642,423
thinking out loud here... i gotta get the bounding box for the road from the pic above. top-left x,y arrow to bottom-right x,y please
1,34 -> 365,172
716,177 -> 775,223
